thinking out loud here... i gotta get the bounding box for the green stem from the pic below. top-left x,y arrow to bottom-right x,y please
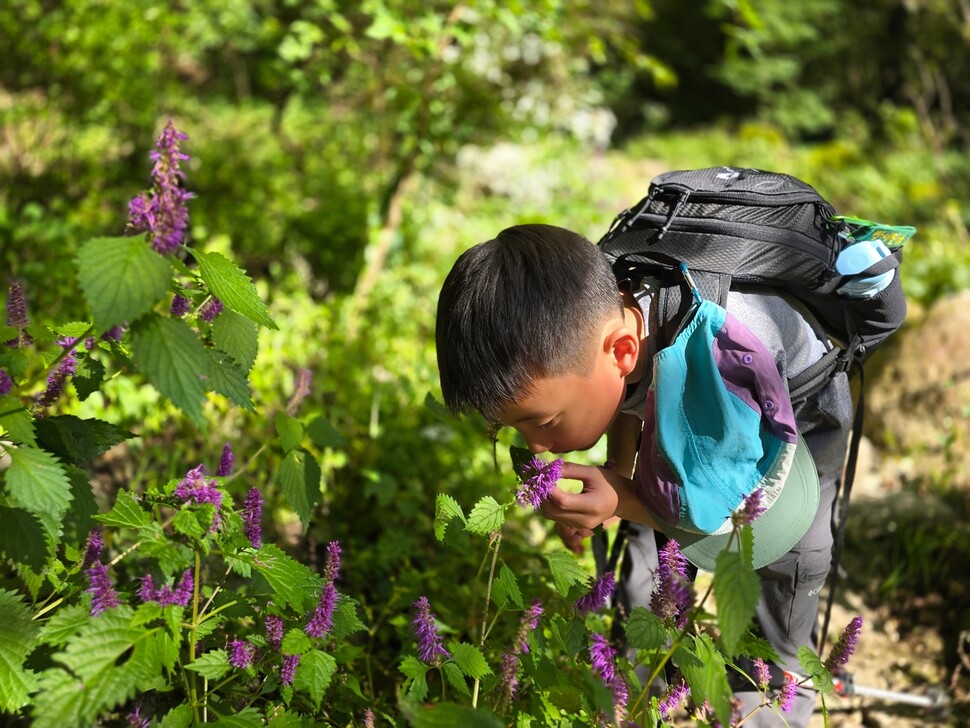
472,532 -> 502,708
188,551 -> 202,724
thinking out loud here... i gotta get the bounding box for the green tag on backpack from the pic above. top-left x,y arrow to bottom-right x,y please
835,215 -> 916,251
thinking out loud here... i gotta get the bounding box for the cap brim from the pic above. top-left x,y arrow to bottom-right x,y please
655,434 -> 820,572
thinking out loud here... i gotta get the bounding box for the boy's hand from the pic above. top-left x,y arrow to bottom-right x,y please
554,522 -> 594,554
541,462 -> 620,531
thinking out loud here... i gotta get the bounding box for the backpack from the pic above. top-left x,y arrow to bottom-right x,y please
596,165 -> 915,652
598,165 -> 912,402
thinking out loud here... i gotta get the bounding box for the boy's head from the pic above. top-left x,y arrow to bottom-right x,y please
435,224 -> 639,453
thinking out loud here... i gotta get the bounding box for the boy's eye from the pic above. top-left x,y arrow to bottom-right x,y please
536,420 -> 554,430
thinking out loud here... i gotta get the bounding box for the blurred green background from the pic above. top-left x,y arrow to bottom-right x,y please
3,0 -> 968,713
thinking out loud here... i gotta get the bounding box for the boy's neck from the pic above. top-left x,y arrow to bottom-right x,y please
621,288 -> 649,385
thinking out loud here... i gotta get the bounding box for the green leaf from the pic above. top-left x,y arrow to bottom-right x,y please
293,649 -> 336,709
0,589 -> 41,712
211,309 -> 259,373
548,614 -> 586,656
278,448 -> 321,530
678,634 -> 732,726
275,413 -> 304,453
33,415 -> 135,465
172,508 -> 207,540
160,703 -> 194,728
625,606 -> 667,651
409,703 -> 505,728
204,349 -> 254,410
442,661 -> 471,696
465,496 -> 504,535
130,314 -> 211,426
433,494 -> 465,541
252,544 -> 321,611
451,642 -> 491,679
331,597 -> 367,641
54,322 -> 93,338
305,415 -> 345,449
713,549 -> 760,656
38,604 -> 89,647
194,251 -> 277,330
76,236 -> 171,330
0,506 -> 48,569
185,649 -> 231,680
62,466 -> 99,548
96,490 -> 150,530
797,645 -> 834,694
281,628 -> 312,655
399,656 -> 430,702
0,402 -> 36,445
492,564 -> 524,610
72,356 -> 105,401
546,552 -> 589,597
211,708 -> 264,727
4,445 -> 72,523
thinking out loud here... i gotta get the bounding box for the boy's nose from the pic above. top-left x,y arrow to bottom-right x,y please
528,441 -> 550,455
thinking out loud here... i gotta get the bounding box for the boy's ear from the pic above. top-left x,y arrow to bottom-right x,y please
605,325 -> 639,377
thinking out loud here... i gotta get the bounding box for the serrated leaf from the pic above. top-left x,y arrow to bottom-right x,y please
194,251 -> 277,329
275,413 -> 304,452
409,703 -> 505,728
797,645 -> 834,694
160,703 -> 194,728
305,416 -> 345,449
546,552 -> 589,597
172,508 -> 207,539
0,506 -> 48,569
54,322 -> 93,338
252,544 -> 321,611
281,628 -> 312,655
442,662 -> 471,696
211,309 -> 258,373
72,356 -> 105,401
185,649 -> 231,680
33,415 -> 134,465
451,642 -> 491,679
0,402 -> 36,445
96,490 -> 150,530
293,650 -> 336,709
61,466 -> 99,548
332,597 -> 367,641
130,314 -> 210,426
211,708 -> 264,727
465,496 -> 504,535
204,349 -> 254,410
492,564 -> 523,610
713,549 -> 760,657
38,604 -> 89,647
278,448 -> 320,530
433,494 -> 465,542
0,589 -> 41,712
678,634 -> 731,726
400,656 -> 430,702
76,236 -> 171,330
548,614 -> 586,655
625,606 -> 667,651
4,445 -> 72,523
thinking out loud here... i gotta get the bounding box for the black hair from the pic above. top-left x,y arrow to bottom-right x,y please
435,224 -> 622,420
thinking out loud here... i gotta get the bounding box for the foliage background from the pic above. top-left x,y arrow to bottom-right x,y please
2,0 -> 968,723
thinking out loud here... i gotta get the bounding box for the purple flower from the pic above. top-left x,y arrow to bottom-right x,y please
515,457 -> 563,510
589,633 -> 616,686
514,600 -> 544,654
0,368 -> 12,396
280,653 -> 300,686
363,708 -> 375,728
265,615 -> 284,650
500,652 -> 519,701
229,639 -> 255,669
170,294 -> 191,317
733,488 -> 767,527
174,464 -> 223,530
5,280 -> 28,329
139,569 -> 194,607
658,678 -> 690,718
242,488 -> 262,549
411,596 -> 450,665
81,527 -> 104,569
305,582 -> 337,638
101,325 -> 125,341
199,297 -> 223,323
650,539 -> 694,628
128,119 -> 194,254
86,563 -> 121,616
37,340 -> 78,408
127,705 -> 150,728
575,570 -> 616,616
824,616 -> 863,671
753,657 -> 771,689
217,442 -> 234,477
172,569 -> 194,606
778,679 -> 798,712
324,540 -> 342,583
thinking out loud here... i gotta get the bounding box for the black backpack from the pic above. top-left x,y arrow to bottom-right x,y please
597,166 -> 914,651
598,166 -> 910,402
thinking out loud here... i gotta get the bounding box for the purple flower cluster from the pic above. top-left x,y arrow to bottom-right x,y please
280,654 -> 300,686
753,657 -> 771,689
733,488 -> 767,527
4,281 -> 32,348
575,570 -> 616,616
778,679 -> 798,712
173,465 -> 223,529
500,651 -> 520,702
824,616 -> 863,671
515,457 -> 563,510
217,442 -> 234,477
411,596 -> 450,665
363,707 -> 375,728
229,639 -> 256,669
589,633 -> 628,721
170,294 -> 191,318
513,600 -> 544,654
199,297 -> 223,323
127,119 -> 194,254
87,563 -> 122,616
650,539 -> 694,628
81,528 -> 104,569
306,541 -> 342,638
36,337 -> 78,408
265,615 -> 284,651
0,368 -> 12,396
242,488 -> 262,550
126,705 -> 150,728
658,677 -> 690,718
139,569 -> 193,607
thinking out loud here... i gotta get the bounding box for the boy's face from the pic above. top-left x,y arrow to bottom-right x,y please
494,321 -> 637,454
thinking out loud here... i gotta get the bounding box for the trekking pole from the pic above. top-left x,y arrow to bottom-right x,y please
831,671 -> 949,710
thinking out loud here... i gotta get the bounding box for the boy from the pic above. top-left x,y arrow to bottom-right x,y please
435,223 -> 853,726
